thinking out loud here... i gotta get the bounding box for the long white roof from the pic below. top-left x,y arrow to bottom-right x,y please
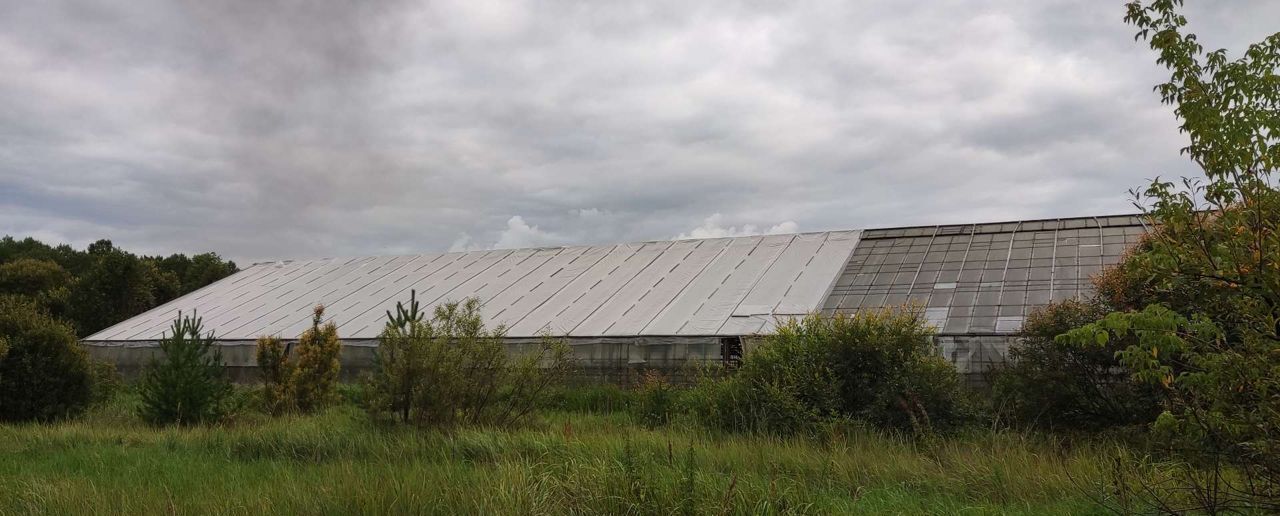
85,231 -> 861,341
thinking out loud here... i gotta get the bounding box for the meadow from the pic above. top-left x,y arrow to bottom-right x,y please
0,387 -> 1130,515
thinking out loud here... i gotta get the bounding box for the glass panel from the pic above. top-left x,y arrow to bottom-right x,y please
996,316 -> 1023,332
927,291 -> 953,307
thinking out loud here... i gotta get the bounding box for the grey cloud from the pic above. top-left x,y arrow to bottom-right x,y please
0,0 -> 1274,262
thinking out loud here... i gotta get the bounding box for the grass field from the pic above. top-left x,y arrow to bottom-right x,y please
0,389 -> 1129,515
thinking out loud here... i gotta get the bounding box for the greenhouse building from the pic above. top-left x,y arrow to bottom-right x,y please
83,214 -> 1147,382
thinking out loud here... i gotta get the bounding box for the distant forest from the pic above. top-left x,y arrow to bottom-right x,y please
0,236 -> 238,337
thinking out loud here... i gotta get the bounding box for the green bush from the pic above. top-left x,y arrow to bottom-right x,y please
290,305 -> 342,413
137,312 -> 233,426
0,295 -> 93,422
88,359 -> 124,405
871,352 -> 968,432
685,373 -> 826,436
364,295 -> 574,428
251,305 -> 342,415
687,308 -> 969,435
633,370 -> 678,428
255,335 -> 293,414
991,299 -> 1162,432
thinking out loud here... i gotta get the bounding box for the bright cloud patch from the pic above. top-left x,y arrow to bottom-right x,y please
676,214 -> 799,240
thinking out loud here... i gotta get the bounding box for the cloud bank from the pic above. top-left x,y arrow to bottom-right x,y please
1,0 -> 1275,262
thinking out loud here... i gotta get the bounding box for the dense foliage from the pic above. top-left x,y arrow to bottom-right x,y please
0,236 -> 237,336
632,369 -> 678,429
137,312 -> 233,426
688,308 -> 968,436
992,298 -> 1162,432
1054,1 -> 1280,511
365,295 -> 574,428
255,335 -> 293,415
0,296 -> 93,422
252,306 -> 343,414
290,305 -> 343,413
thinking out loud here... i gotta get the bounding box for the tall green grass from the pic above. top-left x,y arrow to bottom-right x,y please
0,388 -> 1128,515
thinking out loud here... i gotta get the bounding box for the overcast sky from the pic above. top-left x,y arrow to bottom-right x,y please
1,1 -> 1275,263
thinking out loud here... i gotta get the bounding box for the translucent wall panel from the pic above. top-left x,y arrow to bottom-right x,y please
825,215 -> 1147,334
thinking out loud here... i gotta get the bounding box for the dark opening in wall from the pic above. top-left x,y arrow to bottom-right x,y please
720,336 -> 743,369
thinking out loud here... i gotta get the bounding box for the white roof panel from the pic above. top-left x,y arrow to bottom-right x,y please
482,246 -> 595,329
572,238 -> 706,336
731,232 -> 827,316
588,238 -> 732,336
83,230 -> 861,341
680,234 -> 794,335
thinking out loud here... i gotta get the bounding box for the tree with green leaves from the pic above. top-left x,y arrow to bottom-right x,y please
68,247 -> 164,336
0,258 -> 72,317
993,299 -> 1163,432
0,295 -> 92,422
137,311 -> 233,426
365,295 -> 574,428
1,236 -> 237,337
1058,1 -> 1279,511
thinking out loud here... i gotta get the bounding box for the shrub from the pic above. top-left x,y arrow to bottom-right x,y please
255,335 -> 293,415
365,295 -> 574,428
872,352 -> 967,432
249,305 -> 342,415
88,359 -> 124,405
0,295 -> 92,422
779,308 -> 966,431
289,305 -> 342,413
633,369 -> 678,428
687,308 -> 968,435
991,299 -> 1162,432
137,311 -> 233,425
685,373 -> 826,436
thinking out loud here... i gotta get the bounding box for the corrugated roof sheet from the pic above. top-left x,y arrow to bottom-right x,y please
85,231 -> 862,341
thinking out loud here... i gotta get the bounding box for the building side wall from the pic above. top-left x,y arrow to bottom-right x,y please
84,332 -> 1011,386
83,336 -> 729,385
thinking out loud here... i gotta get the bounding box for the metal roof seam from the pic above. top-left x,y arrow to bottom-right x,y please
715,234 -> 797,332
503,243 -> 623,334
561,241 -> 674,336
635,238 -> 732,335
333,251 -> 471,331
765,233 -> 826,316
122,257 -> 341,340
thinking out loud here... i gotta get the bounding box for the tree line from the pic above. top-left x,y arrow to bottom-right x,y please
0,236 -> 238,337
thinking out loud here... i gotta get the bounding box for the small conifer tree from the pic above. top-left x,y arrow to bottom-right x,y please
255,335 -> 293,415
138,311 -> 232,426
369,290 -> 427,422
290,305 -> 342,412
